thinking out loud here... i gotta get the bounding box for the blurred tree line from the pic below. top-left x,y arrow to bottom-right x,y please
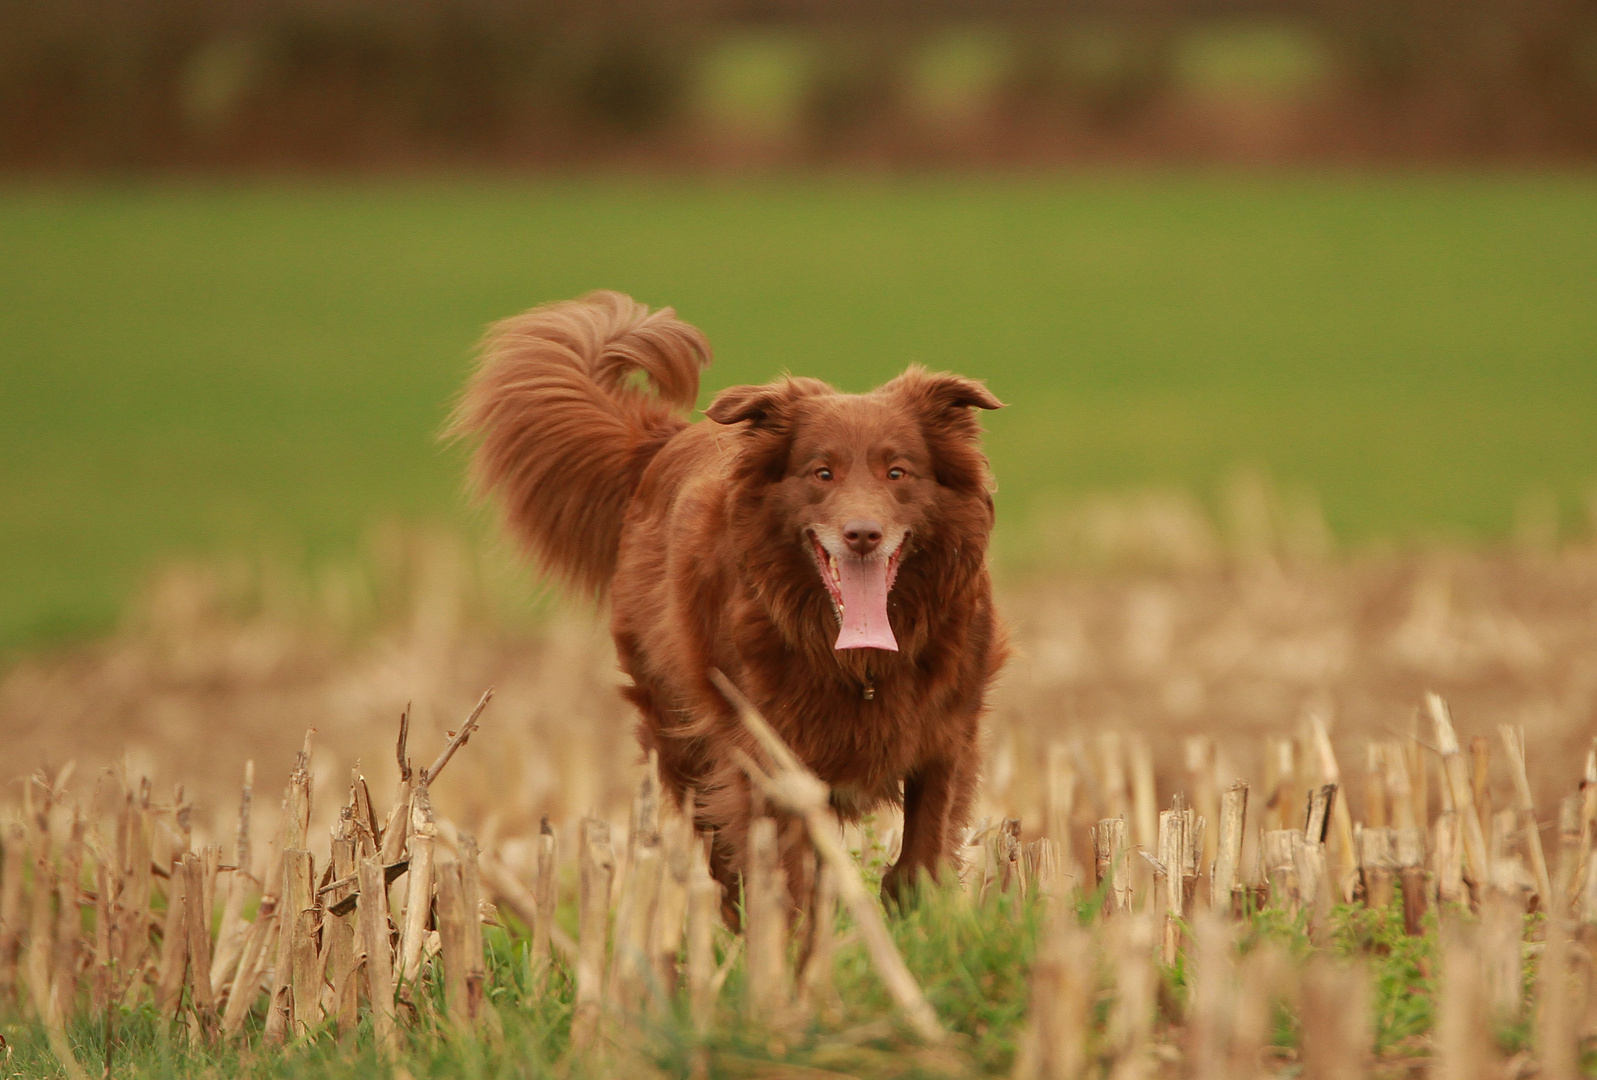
2,0 -> 1595,169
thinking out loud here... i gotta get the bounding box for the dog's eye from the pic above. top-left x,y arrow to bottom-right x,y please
887,467 -> 906,481
814,467 -> 833,482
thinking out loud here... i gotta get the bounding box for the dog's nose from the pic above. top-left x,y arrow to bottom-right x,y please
843,520 -> 884,557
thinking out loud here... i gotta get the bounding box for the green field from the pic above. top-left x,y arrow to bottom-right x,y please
2,176 -> 1595,649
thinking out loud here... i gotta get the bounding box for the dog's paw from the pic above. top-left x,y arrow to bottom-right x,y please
878,862 -> 930,913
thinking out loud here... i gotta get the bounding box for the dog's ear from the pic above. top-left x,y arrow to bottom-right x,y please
887,366 -> 1004,425
705,377 -> 830,428
934,376 -> 1004,412
886,366 -> 1001,494
894,367 -> 1004,416
705,385 -> 781,426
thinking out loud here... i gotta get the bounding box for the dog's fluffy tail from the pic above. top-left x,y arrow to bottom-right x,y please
451,290 -> 712,597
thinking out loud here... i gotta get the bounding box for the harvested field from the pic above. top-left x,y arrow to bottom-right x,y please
3,530 -> 1595,846
3,524 -> 1597,1077
0,543 -> 1596,1077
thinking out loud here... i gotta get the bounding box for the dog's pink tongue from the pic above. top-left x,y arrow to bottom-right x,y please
834,557 -> 898,651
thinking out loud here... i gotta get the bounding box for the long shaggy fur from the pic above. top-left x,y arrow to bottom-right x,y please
450,290 -> 712,596
456,292 -> 1007,915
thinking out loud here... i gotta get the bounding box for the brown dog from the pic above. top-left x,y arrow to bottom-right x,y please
454,291 -> 1007,908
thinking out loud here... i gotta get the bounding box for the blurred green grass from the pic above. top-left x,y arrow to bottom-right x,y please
2,176 -> 1595,650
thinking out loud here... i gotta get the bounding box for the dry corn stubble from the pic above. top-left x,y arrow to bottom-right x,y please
9,534 -> 1597,857
2,529 -> 1597,1074
0,681 -> 1591,1078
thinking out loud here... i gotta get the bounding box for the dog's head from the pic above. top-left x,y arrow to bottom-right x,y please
707,366 -> 1003,653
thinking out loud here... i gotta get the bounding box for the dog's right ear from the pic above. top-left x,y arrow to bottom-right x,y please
705,378 -> 829,427
705,385 -> 780,426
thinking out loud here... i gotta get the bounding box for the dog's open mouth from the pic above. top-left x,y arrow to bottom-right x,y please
808,531 -> 903,652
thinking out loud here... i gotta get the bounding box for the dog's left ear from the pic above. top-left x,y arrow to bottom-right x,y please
887,366 -> 1002,494
888,366 -> 1004,422
922,374 -> 1004,414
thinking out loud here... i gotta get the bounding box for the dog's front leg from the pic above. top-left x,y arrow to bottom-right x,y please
880,759 -> 956,907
